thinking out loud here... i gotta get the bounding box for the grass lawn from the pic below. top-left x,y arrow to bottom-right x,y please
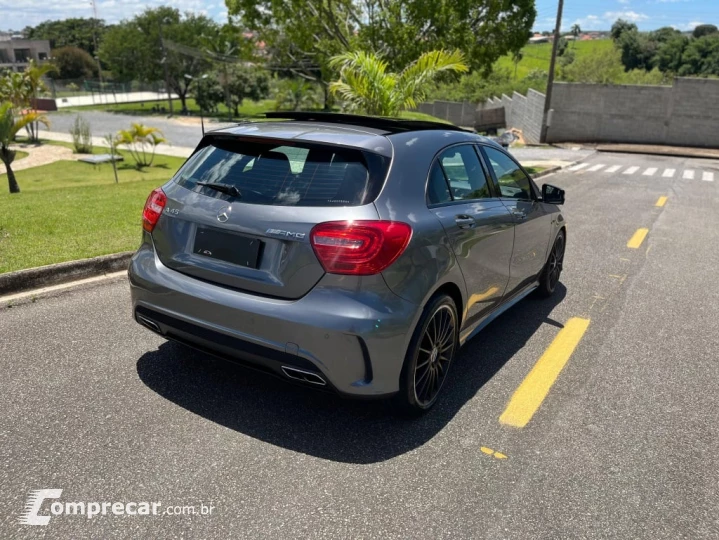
64,97 -> 277,120
64,97 -> 452,124
13,150 -> 29,162
495,39 -> 614,79
0,149 -> 185,273
524,166 -> 547,176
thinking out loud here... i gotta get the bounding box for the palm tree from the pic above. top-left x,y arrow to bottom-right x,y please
274,80 -> 320,111
22,60 -> 56,141
115,123 -> 166,169
570,24 -> 582,46
329,49 -> 468,117
0,102 -> 48,193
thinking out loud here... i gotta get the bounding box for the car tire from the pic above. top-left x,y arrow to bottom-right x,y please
394,294 -> 459,416
536,230 -> 566,298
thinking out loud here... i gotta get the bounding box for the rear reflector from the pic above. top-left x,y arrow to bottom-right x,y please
142,188 -> 167,232
310,221 -> 412,275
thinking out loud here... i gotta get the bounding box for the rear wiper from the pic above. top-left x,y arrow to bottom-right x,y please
196,182 -> 242,198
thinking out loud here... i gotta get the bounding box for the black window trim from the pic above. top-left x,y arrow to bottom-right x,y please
477,143 -> 540,202
425,142 -> 502,209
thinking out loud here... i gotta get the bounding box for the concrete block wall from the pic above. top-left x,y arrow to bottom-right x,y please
478,89 -> 546,144
415,100 -> 476,127
665,78 -> 719,148
416,77 -> 719,148
546,78 -> 719,148
546,82 -> 672,144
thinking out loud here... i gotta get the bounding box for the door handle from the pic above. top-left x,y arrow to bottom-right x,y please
512,210 -> 527,220
455,215 -> 476,229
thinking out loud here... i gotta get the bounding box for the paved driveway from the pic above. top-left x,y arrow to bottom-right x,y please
1,151 -> 718,539
43,111 -> 594,164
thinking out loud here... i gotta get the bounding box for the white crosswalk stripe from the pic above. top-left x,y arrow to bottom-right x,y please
605,165 -> 621,173
702,171 -> 714,182
623,166 -> 640,175
587,164 -> 605,172
643,167 -> 658,176
569,163 -> 589,171
683,170 -> 695,180
662,169 -> 675,178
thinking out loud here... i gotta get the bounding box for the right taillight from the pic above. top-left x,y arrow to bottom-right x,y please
142,188 -> 167,232
310,220 -> 412,275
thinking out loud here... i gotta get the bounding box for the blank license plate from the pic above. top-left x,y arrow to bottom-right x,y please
194,227 -> 262,269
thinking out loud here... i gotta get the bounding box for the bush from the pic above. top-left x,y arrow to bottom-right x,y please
69,115 -> 93,154
274,79 -> 321,111
428,67 -> 547,104
49,46 -> 98,80
190,73 -> 224,113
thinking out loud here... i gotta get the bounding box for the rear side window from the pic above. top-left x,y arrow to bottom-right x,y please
174,138 -> 389,207
437,145 -> 492,201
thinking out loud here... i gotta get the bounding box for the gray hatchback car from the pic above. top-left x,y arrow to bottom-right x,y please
129,112 -> 566,414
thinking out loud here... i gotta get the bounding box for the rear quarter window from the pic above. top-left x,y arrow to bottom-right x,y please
174,138 -> 389,207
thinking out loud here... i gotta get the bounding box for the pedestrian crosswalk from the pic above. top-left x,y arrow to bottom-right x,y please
564,162 -> 716,182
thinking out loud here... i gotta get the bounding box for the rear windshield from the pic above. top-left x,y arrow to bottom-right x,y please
174,137 -> 390,207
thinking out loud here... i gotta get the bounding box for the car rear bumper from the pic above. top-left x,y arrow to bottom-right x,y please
128,242 -> 421,397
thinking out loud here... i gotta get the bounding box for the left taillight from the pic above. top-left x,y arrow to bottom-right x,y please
142,188 -> 167,232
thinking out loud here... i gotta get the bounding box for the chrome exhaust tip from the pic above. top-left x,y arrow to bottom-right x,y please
137,314 -> 162,334
281,366 -> 327,386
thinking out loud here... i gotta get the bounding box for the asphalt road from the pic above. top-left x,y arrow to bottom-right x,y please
2,151 -> 718,539
42,111 -> 594,163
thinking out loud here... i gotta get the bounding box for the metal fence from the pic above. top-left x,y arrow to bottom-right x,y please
42,78 -> 168,99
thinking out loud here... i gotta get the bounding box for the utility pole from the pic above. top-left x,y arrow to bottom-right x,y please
90,0 -> 104,100
158,23 -> 174,116
540,0 -> 564,143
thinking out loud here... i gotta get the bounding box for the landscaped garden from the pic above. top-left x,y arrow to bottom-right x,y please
0,143 -> 185,273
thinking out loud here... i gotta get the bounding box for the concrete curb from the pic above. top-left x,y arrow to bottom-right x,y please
530,165 -> 562,180
0,252 -> 133,296
596,144 -> 719,160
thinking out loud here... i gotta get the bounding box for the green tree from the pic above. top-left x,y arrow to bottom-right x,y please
616,29 -> 656,71
611,19 -> 638,42
654,35 -> 689,73
24,18 -> 106,57
560,47 -> 624,84
201,25 -> 256,118
329,49 -> 468,116
191,73 -> 225,113
274,79 -> 321,111
0,102 -> 49,193
693,24 -> 719,39
226,0 -> 535,95
679,34 -> 719,76
49,46 -> 98,80
99,7 -> 220,112
226,66 -> 270,116
570,24 -> 581,45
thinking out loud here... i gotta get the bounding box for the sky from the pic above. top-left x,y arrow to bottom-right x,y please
535,0 -> 718,32
1,0 -> 717,33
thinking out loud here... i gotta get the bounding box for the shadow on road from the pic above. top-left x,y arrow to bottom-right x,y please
137,284 -> 566,464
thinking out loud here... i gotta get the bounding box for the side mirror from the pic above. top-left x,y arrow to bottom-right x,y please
542,184 -> 565,205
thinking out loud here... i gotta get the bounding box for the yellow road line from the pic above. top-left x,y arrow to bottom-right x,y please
627,228 -> 649,249
499,317 -> 591,428
655,196 -> 668,207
